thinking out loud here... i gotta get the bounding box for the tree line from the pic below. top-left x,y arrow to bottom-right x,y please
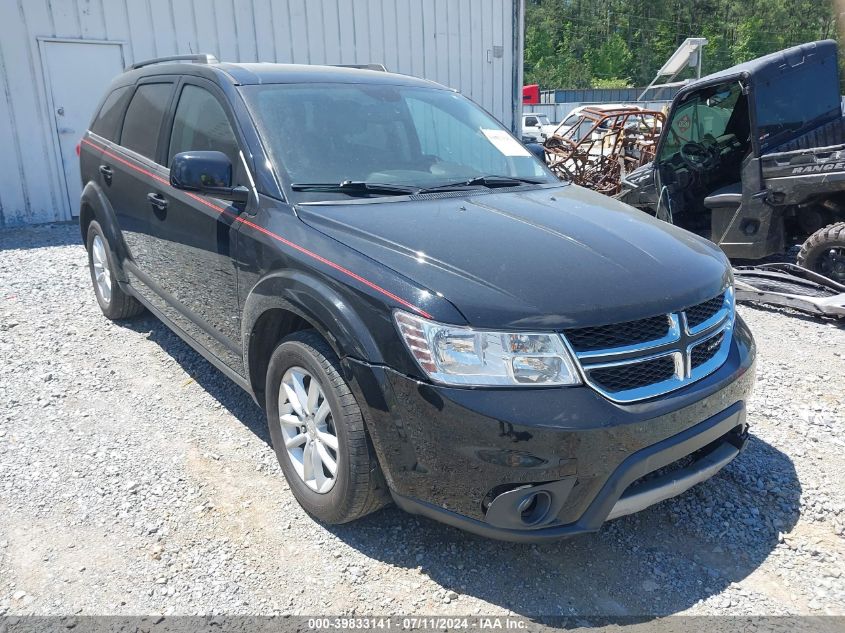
524,0 -> 839,89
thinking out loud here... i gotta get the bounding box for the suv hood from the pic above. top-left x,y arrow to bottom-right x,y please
296,185 -> 731,329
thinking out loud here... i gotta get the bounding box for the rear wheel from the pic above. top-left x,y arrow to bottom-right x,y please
797,222 -> 845,285
86,221 -> 144,320
265,330 -> 388,524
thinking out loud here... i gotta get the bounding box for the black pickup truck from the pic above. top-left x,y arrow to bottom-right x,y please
619,40 -> 845,285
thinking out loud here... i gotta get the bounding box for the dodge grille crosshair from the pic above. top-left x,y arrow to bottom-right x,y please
563,289 -> 734,402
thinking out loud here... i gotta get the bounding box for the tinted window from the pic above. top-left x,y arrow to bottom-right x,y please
168,85 -> 239,167
524,116 -> 538,127
756,61 -> 841,151
120,83 -> 173,161
90,86 -> 131,141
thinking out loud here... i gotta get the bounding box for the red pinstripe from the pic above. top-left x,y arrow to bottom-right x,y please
81,137 -> 432,319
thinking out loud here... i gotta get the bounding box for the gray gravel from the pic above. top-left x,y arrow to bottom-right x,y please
0,222 -> 843,617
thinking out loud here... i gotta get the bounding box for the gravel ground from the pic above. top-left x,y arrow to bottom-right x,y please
0,222 -> 843,618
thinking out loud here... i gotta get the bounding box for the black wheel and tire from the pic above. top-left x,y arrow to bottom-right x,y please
86,221 -> 145,320
797,222 -> 845,285
265,330 -> 388,524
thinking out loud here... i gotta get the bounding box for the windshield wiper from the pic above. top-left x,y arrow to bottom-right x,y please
417,175 -> 546,194
291,180 -> 420,196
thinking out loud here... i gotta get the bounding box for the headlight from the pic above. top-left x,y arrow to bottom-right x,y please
394,311 -> 582,387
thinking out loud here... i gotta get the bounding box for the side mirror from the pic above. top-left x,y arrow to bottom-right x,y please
170,151 -> 249,204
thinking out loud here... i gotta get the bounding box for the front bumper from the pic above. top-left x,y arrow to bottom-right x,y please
342,315 -> 756,542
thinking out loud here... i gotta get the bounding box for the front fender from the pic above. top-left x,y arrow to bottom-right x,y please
241,269 -> 384,371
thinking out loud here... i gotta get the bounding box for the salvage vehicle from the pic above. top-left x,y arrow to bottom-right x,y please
79,55 -> 755,541
618,40 -> 845,284
552,104 -> 646,142
544,106 -> 665,195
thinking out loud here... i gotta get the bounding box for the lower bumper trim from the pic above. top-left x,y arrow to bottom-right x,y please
606,442 -> 739,521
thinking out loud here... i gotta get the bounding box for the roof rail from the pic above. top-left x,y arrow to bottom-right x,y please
332,63 -> 387,72
126,54 -> 219,71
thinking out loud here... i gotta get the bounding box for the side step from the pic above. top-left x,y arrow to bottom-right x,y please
732,263 -> 845,318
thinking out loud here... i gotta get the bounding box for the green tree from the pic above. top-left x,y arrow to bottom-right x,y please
523,0 -> 839,90
588,33 -> 633,84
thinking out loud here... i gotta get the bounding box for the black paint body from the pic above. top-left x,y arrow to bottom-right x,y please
79,61 -> 755,541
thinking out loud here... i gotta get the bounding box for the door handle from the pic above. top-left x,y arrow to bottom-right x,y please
147,192 -> 168,213
98,165 -> 113,185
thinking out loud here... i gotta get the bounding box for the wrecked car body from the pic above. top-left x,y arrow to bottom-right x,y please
617,40 -> 845,286
544,106 -> 664,195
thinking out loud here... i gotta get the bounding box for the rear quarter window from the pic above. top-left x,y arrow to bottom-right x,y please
120,83 -> 173,161
90,86 -> 131,141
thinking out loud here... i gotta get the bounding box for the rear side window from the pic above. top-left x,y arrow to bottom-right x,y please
167,84 -> 239,167
90,86 -> 131,141
120,83 -> 173,161
756,60 -> 841,152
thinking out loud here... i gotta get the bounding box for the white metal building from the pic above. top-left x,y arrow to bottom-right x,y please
0,0 -> 524,226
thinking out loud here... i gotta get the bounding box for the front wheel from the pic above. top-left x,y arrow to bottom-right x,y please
797,222 -> 845,285
265,330 -> 388,524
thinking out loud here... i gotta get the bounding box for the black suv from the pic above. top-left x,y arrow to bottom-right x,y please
79,55 -> 756,541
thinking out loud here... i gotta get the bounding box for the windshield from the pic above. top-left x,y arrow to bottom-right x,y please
658,82 -> 743,162
240,83 -> 555,199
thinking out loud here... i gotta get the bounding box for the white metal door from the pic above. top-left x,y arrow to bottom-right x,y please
40,39 -> 125,217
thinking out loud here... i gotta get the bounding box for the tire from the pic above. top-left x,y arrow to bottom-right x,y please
265,330 -> 389,524
85,220 -> 145,320
797,222 -> 845,285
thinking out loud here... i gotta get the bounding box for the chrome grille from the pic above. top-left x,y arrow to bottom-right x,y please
590,355 -> 676,392
563,288 -> 734,403
565,315 -> 671,352
686,293 -> 725,329
691,331 -> 725,369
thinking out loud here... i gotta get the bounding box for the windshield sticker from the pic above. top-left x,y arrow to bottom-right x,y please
481,129 -> 531,157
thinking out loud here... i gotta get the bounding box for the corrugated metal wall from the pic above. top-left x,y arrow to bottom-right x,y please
0,0 -> 522,226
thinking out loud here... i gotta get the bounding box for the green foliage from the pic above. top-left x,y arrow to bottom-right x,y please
591,77 -> 633,89
524,0 -> 838,89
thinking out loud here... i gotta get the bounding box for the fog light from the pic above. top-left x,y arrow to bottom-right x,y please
517,495 -> 537,514
517,491 -> 552,526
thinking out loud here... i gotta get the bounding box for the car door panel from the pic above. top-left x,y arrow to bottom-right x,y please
104,80 -> 175,287
145,79 -> 248,372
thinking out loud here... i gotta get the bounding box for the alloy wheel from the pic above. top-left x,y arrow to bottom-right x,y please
91,234 -> 112,304
277,366 -> 339,493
